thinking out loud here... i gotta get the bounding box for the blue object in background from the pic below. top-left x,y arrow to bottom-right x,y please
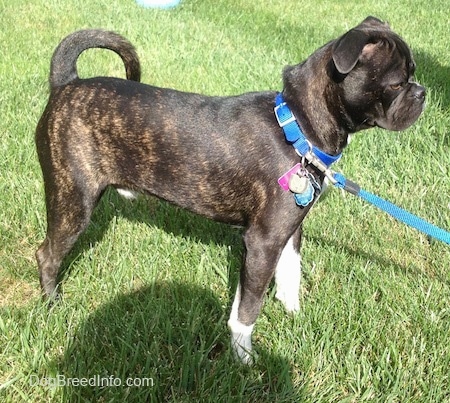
136,0 -> 181,9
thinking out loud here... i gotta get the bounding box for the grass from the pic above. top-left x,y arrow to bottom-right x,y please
1,0 -> 449,401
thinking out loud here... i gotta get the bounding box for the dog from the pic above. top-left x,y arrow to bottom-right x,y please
35,16 -> 425,364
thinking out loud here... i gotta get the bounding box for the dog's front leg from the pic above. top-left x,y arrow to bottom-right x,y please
228,225 -> 293,364
275,226 -> 302,313
228,282 -> 254,364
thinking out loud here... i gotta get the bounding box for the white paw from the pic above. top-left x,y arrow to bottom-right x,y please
228,286 -> 255,365
230,330 -> 254,365
117,188 -> 139,200
275,289 -> 300,313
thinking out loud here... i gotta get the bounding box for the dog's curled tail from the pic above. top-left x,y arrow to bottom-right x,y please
49,29 -> 141,88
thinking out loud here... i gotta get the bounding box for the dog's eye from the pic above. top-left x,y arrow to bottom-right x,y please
390,83 -> 403,90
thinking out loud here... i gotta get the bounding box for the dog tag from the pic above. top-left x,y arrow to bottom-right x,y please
278,163 -> 302,191
288,174 -> 309,194
293,180 -> 315,207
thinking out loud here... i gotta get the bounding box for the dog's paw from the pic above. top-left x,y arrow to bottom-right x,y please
117,188 -> 139,200
230,331 -> 254,365
228,318 -> 255,365
275,289 -> 300,313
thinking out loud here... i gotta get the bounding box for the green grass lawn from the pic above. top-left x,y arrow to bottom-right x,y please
1,0 -> 449,401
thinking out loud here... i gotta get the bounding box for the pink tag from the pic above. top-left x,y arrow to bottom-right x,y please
278,163 -> 302,191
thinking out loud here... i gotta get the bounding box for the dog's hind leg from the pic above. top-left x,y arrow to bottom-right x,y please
36,180 -> 101,299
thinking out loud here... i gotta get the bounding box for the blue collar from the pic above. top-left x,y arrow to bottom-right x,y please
274,93 -> 341,168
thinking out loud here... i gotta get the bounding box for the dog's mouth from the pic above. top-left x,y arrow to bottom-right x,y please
363,86 -> 426,132
355,117 -> 377,131
370,109 -> 424,131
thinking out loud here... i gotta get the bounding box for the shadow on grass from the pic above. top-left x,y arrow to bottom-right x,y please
50,191 -> 302,400
414,49 -> 450,147
53,281 -> 302,401
414,50 -> 450,109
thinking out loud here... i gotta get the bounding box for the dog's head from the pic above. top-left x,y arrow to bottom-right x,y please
331,16 -> 425,132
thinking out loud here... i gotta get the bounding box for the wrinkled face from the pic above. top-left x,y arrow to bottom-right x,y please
341,38 -> 426,132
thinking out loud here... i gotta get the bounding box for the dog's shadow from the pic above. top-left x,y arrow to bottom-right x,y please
415,50 -> 450,108
52,281 -> 302,402
414,49 -> 450,146
52,190 -> 304,400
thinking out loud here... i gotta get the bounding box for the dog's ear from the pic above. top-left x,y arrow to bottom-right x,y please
332,29 -> 369,74
359,15 -> 389,28
359,16 -> 390,29
332,17 -> 391,74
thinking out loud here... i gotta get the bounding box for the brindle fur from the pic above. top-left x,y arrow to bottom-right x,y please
35,17 -> 425,362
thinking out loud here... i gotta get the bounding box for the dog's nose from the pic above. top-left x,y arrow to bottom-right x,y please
413,85 -> 426,100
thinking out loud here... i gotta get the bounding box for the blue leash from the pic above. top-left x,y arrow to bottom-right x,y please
333,173 -> 450,245
274,93 -> 450,246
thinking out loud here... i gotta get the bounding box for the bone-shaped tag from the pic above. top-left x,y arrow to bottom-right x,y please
288,174 -> 309,194
293,180 -> 315,207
